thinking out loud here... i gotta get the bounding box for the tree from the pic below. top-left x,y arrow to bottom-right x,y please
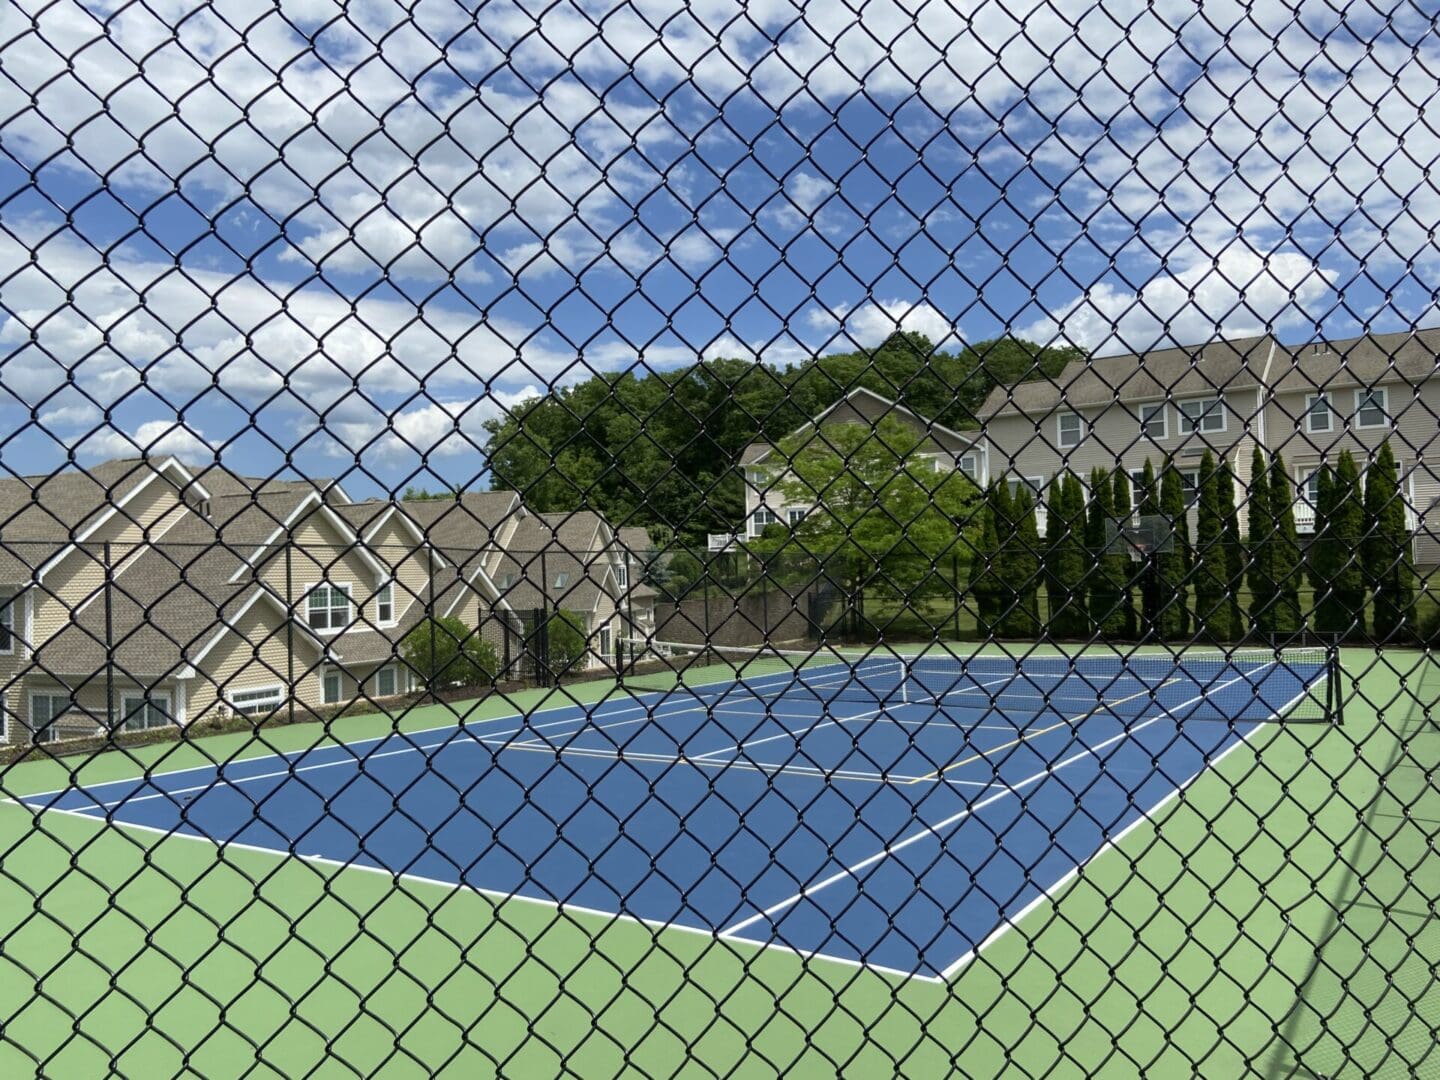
754,416 -> 980,627
1045,472 -> 1088,638
1000,486 -> 1042,637
1331,450 -> 1368,638
1246,447 -> 1277,635
1158,463 -> 1190,639
544,611 -> 590,676
1111,470 -> 1138,638
1193,450 -> 1230,641
1363,441 -> 1416,640
1216,459 -> 1245,639
1085,467 -> 1123,635
1136,459 -> 1162,636
968,485 -> 1004,636
1268,453 -> 1302,635
401,616 -> 499,690
1309,464 -> 1345,635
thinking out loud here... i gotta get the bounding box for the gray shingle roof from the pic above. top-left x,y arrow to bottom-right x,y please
1269,328 -> 1440,393
489,511 -> 615,614
383,492 -> 522,571
976,334 -> 1277,419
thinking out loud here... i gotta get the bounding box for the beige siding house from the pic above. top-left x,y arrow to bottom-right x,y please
975,331 -> 1439,566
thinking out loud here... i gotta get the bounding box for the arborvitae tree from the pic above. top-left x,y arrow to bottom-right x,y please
1194,450 -> 1230,641
1246,447 -> 1277,635
1158,463 -> 1189,639
1363,441 -> 1416,640
1085,467 -> 1123,635
1109,470 -> 1138,638
1140,457 -> 1163,639
968,484 -> 1003,636
1310,464 -> 1345,635
1043,477 -> 1066,633
1332,450 -> 1367,638
1058,472 -> 1092,638
1002,487 -> 1042,637
1217,459 -> 1245,640
1269,453 -> 1302,635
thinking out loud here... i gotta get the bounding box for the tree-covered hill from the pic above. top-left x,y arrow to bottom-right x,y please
481,333 -> 1079,539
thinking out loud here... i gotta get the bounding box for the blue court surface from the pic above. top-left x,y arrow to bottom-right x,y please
22,651 -> 1329,980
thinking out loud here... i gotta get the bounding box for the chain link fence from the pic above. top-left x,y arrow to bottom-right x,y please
0,1 -> 1436,1075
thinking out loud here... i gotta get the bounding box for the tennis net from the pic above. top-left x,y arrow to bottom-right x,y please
619,640 -> 1341,723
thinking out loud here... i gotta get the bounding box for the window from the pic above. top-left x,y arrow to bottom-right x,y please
307,583 -> 351,632
120,693 -> 171,732
229,685 -> 284,716
1305,394 -> 1333,434
1177,397 -> 1226,434
1354,387 -> 1389,429
616,562 -> 628,588
1057,412 -> 1085,449
29,693 -> 70,744
375,666 -> 397,697
497,572 -> 515,589
787,507 -> 806,525
1180,469 -> 1200,504
323,671 -> 343,704
1005,476 -> 1043,502
598,625 -> 612,661
750,507 -> 777,534
0,595 -> 12,654
1140,403 -> 1167,440
553,572 -> 570,588
375,582 -> 394,625
958,452 -> 980,481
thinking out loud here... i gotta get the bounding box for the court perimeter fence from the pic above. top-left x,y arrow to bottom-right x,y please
0,1 -> 1436,1076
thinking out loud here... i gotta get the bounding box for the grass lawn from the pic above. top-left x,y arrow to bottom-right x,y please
1,651 -> 1433,1077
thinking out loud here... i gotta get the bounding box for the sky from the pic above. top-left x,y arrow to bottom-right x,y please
0,0 -> 1436,496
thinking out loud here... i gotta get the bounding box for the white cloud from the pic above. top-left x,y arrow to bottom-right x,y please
76,419 -> 214,464
1022,246 -> 1338,355
322,386 -> 542,464
807,299 -> 961,350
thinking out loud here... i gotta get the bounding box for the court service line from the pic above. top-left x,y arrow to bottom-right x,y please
18,802 -> 944,987
718,663 -> 1276,939
939,677 -> 1312,979
909,681 -> 1179,784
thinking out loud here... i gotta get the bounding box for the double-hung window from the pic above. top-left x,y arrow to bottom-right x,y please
1140,403 -> 1167,440
120,693 -> 171,732
307,583 -> 351,632
1354,388 -> 1389,429
29,693 -> 70,744
1305,394 -> 1334,434
375,582 -> 395,626
1177,396 -> 1226,434
1057,412 -> 1085,449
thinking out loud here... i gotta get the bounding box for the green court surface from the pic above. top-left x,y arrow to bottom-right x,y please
0,651 -> 1434,1078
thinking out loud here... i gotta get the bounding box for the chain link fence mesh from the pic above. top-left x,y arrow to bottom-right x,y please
0,1 -> 1436,1075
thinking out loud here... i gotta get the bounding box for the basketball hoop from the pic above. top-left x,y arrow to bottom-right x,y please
1100,514 -> 1176,561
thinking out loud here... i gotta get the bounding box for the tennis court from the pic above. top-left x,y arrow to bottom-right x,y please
20,647 -> 1333,981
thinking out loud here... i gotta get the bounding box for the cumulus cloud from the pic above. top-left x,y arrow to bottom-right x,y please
321,386 -> 543,463
76,420 -> 214,464
807,299 -> 962,350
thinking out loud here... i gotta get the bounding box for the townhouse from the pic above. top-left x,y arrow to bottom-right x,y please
973,330 -> 1439,566
0,459 -> 651,746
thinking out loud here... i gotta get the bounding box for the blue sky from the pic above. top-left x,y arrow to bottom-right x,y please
1,0 -> 1436,497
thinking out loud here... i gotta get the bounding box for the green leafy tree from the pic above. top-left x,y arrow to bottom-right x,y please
1193,450 -> 1230,641
1363,442 -> 1416,640
1268,453 -> 1302,635
1309,464 -> 1345,635
753,416 -> 980,624
544,611 -> 590,675
1331,450 -> 1368,638
1110,470 -> 1138,638
968,486 -> 1004,636
1085,467 -> 1124,635
1001,487 -> 1042,638
401,616 -> 499,690
1216,460 -> 1245,640
1045,472 -> 1089,638
1246,447 -> 1277,635
1158,463 -> 1190,638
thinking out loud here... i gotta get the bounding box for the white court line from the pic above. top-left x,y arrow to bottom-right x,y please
939,677 -> 1316,979
15,801 -> 942,986
718,663 -> 1276,939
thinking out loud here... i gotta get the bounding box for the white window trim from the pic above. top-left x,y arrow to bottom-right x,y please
1139,403 -> 1168,441
1177,396 -> 1227,435
786,507 -> 807,525
1353,387 -> 1390,429
322,669 -> 345,705
305,581 -> 353,636
1005,475 -> 1045,501
1056,412 -> 1085,449
120,691 -> 173,732
1304,393 -> 1334,434
0,593 -> 13,656
375,581 -> 396,628
374,665 -> 398,697
227,684 -> 285,716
